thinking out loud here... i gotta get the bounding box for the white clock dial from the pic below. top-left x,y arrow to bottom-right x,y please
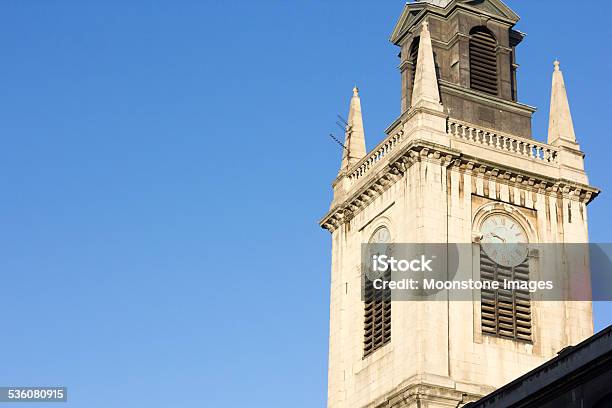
366,227 -> 392,280
480,214 -> 528,267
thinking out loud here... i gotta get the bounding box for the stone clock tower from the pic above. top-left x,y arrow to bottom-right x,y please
320,1 -> 599,407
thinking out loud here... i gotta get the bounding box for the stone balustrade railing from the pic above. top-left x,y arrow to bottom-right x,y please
349,131 -> 404,182
346,120 -> 557,184
447,119 -> 558,164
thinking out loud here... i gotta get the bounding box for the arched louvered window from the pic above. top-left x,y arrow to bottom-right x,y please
469,27 -> 498,96
409,38 -> 419,87
480,248 -> 532,341
364,227 -> 392,357
408,38 -> 419,106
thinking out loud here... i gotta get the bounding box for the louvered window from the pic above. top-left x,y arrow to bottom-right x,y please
364,227 -> 392,357
364,267 -> 391,357
409,38 -> 420,100
480,248 -> 532,341
469,27 -> 498,96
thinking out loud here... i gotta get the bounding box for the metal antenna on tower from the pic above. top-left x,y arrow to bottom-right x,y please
328,113 -> 350,151
329,133 -> 348,150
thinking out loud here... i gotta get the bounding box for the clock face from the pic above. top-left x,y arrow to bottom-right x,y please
480,214 -> 528,267
366,227 -> 392,281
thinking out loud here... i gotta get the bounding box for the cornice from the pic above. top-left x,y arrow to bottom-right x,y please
320,141 -> 460,233
320,140 -> 599,233
451,155 -> 600,204
399,59 -> 413,72
440,80 -> 537,116
405,30 -> 511,55
385,113 -> 409,136
449,3 -> 517,26
391,0 -> 518,46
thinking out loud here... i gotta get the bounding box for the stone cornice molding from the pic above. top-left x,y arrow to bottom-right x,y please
399,59 -> 413,72
320,140 -> 599,233
440,80 -> 536,116
391,0 -> 518,46
451,155 -> 599,203
320,141 -> 460,232
361,379 -> 486,408
496,45 -> 512,54
404,31 -> 511,56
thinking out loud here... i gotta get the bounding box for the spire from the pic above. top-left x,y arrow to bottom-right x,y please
411,21 -> 443,112
548,60 -> 577,146
340,86 -> 367,171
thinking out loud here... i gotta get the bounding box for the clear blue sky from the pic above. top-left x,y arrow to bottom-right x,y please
0,1 -> 610,407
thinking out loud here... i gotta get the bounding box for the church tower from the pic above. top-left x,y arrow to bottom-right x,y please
320,1 -> 599,407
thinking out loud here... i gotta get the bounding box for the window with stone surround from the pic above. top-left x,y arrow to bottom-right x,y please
364,227 -> 392,357
408,37 -> 419,105
480,248 -> 532,342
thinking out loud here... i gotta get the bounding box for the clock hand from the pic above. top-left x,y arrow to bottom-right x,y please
490,233 -> 506,243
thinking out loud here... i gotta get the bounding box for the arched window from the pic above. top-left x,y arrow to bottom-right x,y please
479,214 -> 532,342
469,27 -> 498,96
409,37 -> 420,88
408,38 -> 420,107
364,227 -> 392,357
